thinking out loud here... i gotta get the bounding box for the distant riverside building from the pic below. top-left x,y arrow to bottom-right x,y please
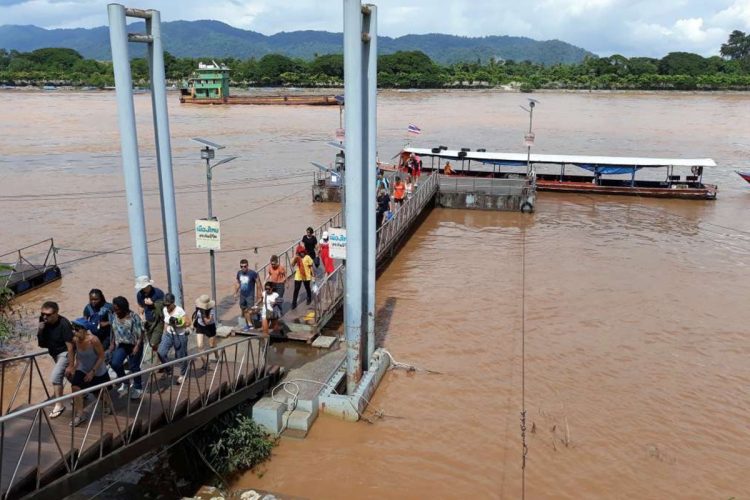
182,61 -> 230,100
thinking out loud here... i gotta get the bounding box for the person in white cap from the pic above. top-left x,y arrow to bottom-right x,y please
192,294 -> 218,362
319,231 -> 334,275
134,275 -> 164,327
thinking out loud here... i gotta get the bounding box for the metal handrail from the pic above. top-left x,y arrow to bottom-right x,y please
376,172 -> 439,259
254,212 -> 344,309
304,174 -> 439,335
1,351 -> 53,416
0,336 -> 268,498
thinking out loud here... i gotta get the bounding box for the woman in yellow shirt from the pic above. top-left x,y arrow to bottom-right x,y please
291,250 -> 314,309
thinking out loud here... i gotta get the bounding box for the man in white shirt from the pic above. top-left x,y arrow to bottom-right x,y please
157,293 -> 189,384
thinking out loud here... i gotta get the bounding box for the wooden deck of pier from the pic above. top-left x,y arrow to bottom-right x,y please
253,172 -> 440,344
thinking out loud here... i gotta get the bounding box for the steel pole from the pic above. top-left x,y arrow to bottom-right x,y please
206,158 -> 217,313
107,3 -> 150,279
343,0 -> 365,394
148,9 -> 183,305
526,103 -> 534,178
364,4 -> 377,364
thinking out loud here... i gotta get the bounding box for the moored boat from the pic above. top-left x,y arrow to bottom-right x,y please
400,147 -> 718,200
736,171 -> 750,184
179,61 -> 340,106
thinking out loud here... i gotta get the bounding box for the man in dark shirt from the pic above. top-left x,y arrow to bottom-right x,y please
135,275 -> 165,325
302,226 -> 318,262
376,188 -> 391,230
36,300 -> 74,418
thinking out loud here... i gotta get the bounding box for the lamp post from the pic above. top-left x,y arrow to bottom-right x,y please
520,98 -> 539,179
191,137 -> 237,319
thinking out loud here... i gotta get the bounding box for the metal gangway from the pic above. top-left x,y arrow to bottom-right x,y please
0,337 -> 273,500
256,172 -> 440,341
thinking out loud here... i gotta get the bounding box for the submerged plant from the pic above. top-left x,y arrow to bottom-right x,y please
190,402 -> 278,481
207,413 -> 277,476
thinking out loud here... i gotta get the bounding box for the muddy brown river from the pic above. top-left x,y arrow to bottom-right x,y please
2,89 -> 750,499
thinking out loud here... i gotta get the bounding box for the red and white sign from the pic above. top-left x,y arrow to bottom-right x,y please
524,132 -> 535,147
335,128 -> 345,141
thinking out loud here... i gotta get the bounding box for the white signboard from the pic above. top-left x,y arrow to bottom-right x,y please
328,227 -> 347,260
524,132 -> 535,147
335,128 -> 345,141
195,219 -> 221,250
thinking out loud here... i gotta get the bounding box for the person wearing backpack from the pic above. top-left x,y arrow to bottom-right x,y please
193,294 -> 218,364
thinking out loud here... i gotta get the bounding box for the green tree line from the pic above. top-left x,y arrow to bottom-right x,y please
2,30 -> 750,90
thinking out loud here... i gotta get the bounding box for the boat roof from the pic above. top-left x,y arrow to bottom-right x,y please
404,147 -> 717,168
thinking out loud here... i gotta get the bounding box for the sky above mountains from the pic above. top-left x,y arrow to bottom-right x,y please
1,0 -> 748,58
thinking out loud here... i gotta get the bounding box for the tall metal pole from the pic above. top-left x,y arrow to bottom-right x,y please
107,3 -> 150,279
206,154 -> 217,311
343,0 -> 366,394
147,8 -> 183,305
363,4 -> 377,363
526,102 -> 534,178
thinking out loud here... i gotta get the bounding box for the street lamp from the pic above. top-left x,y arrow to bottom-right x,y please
191,137 -> 238,319
520,98 -> 540,179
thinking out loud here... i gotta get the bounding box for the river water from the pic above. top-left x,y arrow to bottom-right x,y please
2,89 -> 750,498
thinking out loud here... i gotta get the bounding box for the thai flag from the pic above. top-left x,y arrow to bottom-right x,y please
407,124 -> 422,135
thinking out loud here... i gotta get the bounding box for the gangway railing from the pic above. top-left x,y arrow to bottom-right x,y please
305,173 -> 440,335
1,352 -> 52,417
0,336 -> 269,499
376,171 -> 439,260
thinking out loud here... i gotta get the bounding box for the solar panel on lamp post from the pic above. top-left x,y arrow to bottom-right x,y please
191,138 -> 237,322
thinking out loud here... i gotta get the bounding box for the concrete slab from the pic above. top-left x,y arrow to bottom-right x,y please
311,336 -> 337,349
216,325 -> 234,338
284,408 -> 316,432
252,397 -> 287,434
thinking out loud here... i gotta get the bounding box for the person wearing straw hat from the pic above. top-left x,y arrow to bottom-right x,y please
192,294 -> 218,364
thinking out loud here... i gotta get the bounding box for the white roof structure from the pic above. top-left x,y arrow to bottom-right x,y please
404,147 -> 716,168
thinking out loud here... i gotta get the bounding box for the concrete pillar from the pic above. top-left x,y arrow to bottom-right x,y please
107,3 -> 150,279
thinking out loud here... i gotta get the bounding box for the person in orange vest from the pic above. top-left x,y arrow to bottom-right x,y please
393,176 -> 406,206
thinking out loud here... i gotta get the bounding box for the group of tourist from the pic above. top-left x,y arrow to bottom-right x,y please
36,277 -> 218,425
35,225 -> 339,426
234,226 -> 335,337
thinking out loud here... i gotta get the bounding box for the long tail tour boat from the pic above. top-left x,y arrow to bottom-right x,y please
399,147 -> 718,200
736,171 -> 750,184
179,62 -> 341,106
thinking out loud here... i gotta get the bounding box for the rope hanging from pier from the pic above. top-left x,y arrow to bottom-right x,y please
520,224 -> 528,500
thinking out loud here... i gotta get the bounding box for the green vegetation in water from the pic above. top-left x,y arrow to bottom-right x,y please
190,402 -> 278,481
1,30 -> 750,90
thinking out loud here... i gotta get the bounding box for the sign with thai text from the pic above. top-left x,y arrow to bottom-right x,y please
335,128 -> 345,141
524,132 -> 535,147
195,219 -> 221,250
328,227 -> 347,259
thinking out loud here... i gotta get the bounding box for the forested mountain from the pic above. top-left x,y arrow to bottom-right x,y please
0,20 -> 592,65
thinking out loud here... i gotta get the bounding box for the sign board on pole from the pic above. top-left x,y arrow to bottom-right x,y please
524,132 -> 535,147
328,227 -> 347,259
335,128 -> 345,142
195,219 -> 221,250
